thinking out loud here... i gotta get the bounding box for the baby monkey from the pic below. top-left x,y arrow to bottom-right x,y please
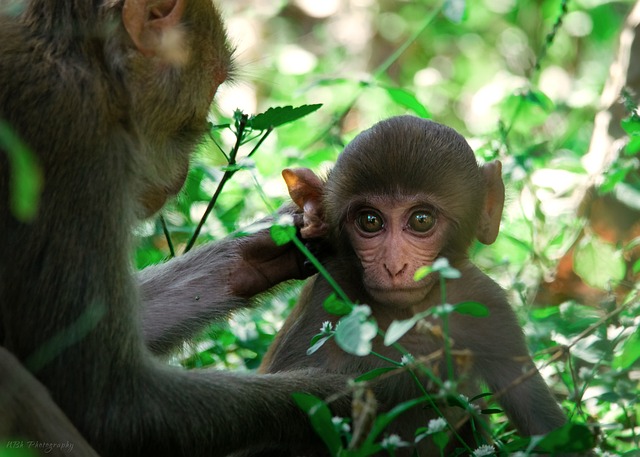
262,116 -> 567,455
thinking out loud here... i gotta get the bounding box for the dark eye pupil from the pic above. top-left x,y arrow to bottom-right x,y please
357,212 -> 383,233
410,211 -> 435,232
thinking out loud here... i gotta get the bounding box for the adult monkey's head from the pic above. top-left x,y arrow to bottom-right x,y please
113,0 -> 233,216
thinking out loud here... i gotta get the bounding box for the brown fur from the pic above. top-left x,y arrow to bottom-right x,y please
259,117 -> 567,455
0,1 -> 347,455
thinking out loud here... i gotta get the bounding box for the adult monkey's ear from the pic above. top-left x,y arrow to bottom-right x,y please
477,160 -> 505,245
122,0 -> 186,57
282,168 -> 328,239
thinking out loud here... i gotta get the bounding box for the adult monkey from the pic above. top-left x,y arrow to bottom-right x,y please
0,0 -> 347,456
259,116 -> 568,455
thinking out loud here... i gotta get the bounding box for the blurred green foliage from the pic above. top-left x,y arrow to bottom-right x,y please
134,0 -> 639,454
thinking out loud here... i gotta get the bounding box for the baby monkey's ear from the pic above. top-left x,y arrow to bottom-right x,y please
282,168 -> 328,239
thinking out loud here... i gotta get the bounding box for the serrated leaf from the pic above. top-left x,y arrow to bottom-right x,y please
454,301 -> 489,317
269,224 -> 296,246
250,104 -> 322,130
573,236 -> 626,290
323,293 -> 352,316
613,328 -> 640,369
292,393 -> 342,455
384,87 -> 430,118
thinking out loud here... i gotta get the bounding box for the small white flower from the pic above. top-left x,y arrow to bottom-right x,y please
320,321 -> 333,333
401,354 -> 415,365
381,434 -> 409,449
331,416 -> 350,433
472,444 -> 495,456
426,417 -> 447,433
439,380 -> 457,396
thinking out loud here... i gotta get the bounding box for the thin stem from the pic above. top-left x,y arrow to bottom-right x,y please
159,215 -> 175,258
184,115 -> 249,253
289,235 -> 352,304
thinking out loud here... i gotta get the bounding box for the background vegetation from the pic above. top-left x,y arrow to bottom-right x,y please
137,0 -> 639,455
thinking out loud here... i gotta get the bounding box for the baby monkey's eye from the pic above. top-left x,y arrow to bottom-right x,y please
408,210 -> 436,232
356,211 -> 384,233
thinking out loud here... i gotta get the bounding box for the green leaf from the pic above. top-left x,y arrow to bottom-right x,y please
613,182 -> 640,211
250,104 -> 322,130
335,306 -> 377,356
0,120 -> 42,221
414,265 -> 432,281
384,318 -> 418,346
363,397 -> 429,447
443,0 -> 466,23
573,236 -> 626,290
431,258 -> 461,279
384,309 -> 433,346
323,293 -> 352,316
269,224 -> 297,246
384,87 -> 430,118
354,366 -> 399,382
621,116 -> 640,135
454,301 -> 489,317
613,328 -> 640,369
292,393 -> 342,455
624,134 -> 640,155
431,430 -> 450,450
307,335 -> 332,356
525,89 -> 555,112
533,422 -> 595,453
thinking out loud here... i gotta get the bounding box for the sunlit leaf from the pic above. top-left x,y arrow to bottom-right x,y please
613,328 -> 640,369
414,265 -> 432,281
335,306 -> 377,356
307,334 -> 332,356
384,318 -> 417,346
250,104 -> 322,130
573,236 -> 626,290
443,0 -> 466,23
384,87 -> 431,118
613,182 -> 640,211
269,224 -> 296,246
525,89 -> 555,112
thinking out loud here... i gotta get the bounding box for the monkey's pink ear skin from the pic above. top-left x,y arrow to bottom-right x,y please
282,168 -> 328,239
477,160 -> 506,245
122,0 -> 186,56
